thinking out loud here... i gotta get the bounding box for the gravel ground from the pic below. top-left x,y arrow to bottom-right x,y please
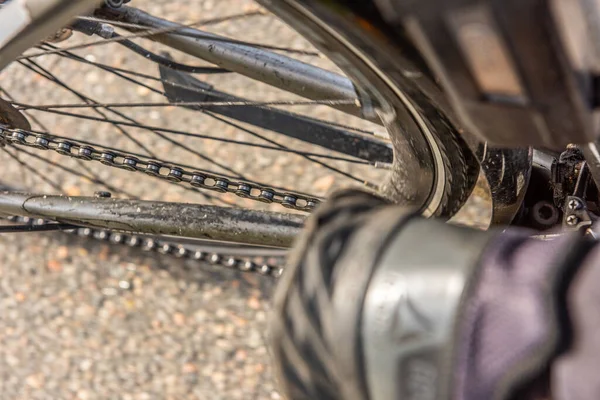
0,1 -> 490,398
0,232 -> 277,400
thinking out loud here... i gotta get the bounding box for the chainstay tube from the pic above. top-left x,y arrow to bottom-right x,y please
0,191 -> 305,248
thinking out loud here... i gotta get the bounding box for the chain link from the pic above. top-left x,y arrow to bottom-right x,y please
0,125 -> 320,212
3,215 -> 285,278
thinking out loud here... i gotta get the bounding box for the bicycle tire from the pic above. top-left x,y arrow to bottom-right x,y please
0,0 -> 478,244
259,0 -> 478,218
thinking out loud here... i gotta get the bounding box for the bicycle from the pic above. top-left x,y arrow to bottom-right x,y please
3,0 -> 600,399
0,0 -> 506,273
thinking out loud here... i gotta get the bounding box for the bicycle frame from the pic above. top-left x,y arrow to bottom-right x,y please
98,0 -> 533,225
0,0 -> 534,246
0,192 -> 303,247
0,0 -> 100,71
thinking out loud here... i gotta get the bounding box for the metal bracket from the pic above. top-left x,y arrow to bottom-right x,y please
561,161 -> 596,231
0,0 -> 100,71
159,65 -> 393,163
562,195 -> 593,231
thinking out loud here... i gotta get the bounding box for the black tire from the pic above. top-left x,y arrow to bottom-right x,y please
270,190 -> 396,400
261,0 -> 480,218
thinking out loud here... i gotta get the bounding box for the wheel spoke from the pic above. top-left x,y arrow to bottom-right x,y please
76,14 -> 320,56
15,107 -> 368,163
8,146 -> 138,198
1,148 -> 64,192
0,87 -> 50,133
19,55 -> 251,178
40,46 -> 376,137
112,36 -> 231,74
18,59 -> 158,157
18,11 -> 268,60
13,99 -> 357,110
9,128 -> 318,198
0,3 -> 386,220
11,60 -> 370,165
40,43 -> 168,98
35,148 -> 227,206
205,112 -> 365,184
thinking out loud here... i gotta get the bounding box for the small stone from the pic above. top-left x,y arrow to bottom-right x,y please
97,245 -> 110,261
182,363 -> 198,374
247,297 -> 261,310
211,371 -> 226,383
136,86 -> 151,97
242,274 -> 259,286
173,312 -> 186,326
79,359 -> 93,371
234,349 -> 247,361
47,259 -> 62,272
151,320 -> 162,330
101,287 -> 118,296
313,175 -> 335,192
56,246 -> 69,259
5,354 -> 19,367
65,186 -> 81,196
24,373 -> 44,389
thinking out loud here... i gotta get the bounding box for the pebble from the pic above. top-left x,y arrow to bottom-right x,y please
182,363 -> 198,374
47,260 -> 63,273
247,296 -> 261,310
56,246 -> 70,260
313,175 -> 336,192
173,312 -> 186,326
119,280 -> 132,290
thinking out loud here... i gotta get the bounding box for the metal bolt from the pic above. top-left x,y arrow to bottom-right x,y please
94,191 -> 112,198
568,199 -> 582,210
566,215 -> 579,226
105,0 -> 124,8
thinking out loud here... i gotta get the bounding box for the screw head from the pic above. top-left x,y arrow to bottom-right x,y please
94,191 -> 112,198
566,215 -> 579,226
568,199 -> 582,210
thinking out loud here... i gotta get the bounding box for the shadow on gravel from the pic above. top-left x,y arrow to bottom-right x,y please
55,232 -> 277,298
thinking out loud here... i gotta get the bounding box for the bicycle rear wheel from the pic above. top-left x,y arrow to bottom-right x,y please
0,0 -> 478,257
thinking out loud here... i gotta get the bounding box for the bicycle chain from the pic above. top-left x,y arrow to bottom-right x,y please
0,125 -> 320,212
3,215 -> 285,278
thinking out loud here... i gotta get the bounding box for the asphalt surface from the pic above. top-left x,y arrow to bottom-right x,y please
0,0 -> 490,398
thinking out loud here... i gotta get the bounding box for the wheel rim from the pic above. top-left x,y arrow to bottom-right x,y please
259,0 -> 476,217
0,0 -> 476,247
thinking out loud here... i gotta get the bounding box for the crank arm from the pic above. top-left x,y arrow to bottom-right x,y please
0,0 -> 100,71
159,66 -> 393,163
